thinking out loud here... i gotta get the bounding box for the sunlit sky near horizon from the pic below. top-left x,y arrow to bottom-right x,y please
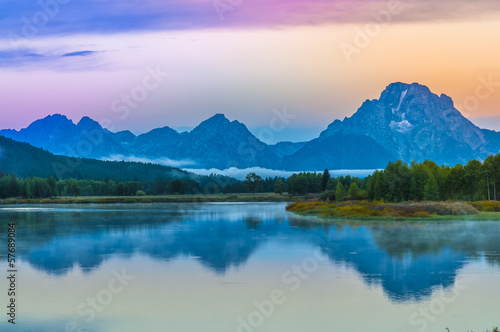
1,0 -> 500,142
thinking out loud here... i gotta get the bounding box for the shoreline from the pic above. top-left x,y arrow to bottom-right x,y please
286,200 -> 500,221
3,196 -> 500,222
289,211 -> 500,223
0,194 -> 290,205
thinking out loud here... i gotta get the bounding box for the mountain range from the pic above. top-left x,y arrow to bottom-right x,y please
2,82 -> 500,171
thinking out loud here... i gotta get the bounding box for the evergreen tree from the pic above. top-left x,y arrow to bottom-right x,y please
409,175 -> 418,200
348,182 -> 360,199
274,179 -> 285,195
321,169 -> 330,192
336,182 -> 345,202
9,173 -> 20,197
423,174 -> 439,201
170,179 -> 186,195
373,171 -> 385,201
47,176 -> 57,197
71,180 -> 82,196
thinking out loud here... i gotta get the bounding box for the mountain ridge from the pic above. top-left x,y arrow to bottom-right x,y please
2,82 -> 500,171
317,82 -> 491,166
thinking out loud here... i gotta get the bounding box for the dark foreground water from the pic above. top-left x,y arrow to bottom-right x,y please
0,203 -> 499,332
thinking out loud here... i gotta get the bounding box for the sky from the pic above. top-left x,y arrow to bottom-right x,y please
1,0 -> 500,143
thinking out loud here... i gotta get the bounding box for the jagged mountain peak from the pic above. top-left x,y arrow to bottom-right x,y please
30,113 -> 74,127
136,126 -> 180,143
199,113 -> 233,125
5,114 -> 75,139
209,113 -> 228,121
76,116 -> 107,132
191,113 -> 245,135
378,82 -> 455,114
381,82 -> 430,97
77,116 -> 99,126
319,82 -> 488,165
44,113 -> 71,121
324,82 -> 463,135
144,125 -> 179,134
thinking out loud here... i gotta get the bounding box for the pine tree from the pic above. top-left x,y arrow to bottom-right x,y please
336,182 -> 345,202
274,179 -> 285,195
409,175 -> 418,200
423,174 -> 439,201
9,173 -> 20,198
321,169 -> 330,192
348,182 -> 360,199
47,176 -> 57,197
373,171 -> 385,201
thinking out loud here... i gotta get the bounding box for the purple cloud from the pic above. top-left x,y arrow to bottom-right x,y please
1,0 -> 500,38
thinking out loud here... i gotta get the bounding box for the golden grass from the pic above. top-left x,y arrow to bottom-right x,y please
470,201 -> 500,212
286,200 -> 483,220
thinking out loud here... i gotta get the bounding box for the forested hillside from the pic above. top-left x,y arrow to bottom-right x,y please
0,135 -> 196,181
0,135 -> 238,199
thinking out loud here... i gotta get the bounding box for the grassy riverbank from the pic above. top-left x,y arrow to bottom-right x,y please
455,328 -> 499,332
286,200 -> 500,220
0,193 -> 290,205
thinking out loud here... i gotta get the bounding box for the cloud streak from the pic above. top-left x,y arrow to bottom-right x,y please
1,0 -> 500,38
185,167 -> 377,180
102,154 -> 196,168
62,50 -> 97,57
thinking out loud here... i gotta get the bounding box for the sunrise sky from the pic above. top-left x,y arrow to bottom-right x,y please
1,0 -> 500,142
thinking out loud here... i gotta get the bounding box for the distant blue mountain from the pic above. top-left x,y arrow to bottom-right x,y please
281,82 -> 500,170
2,82 -> 500,170
0,114 -> 127,159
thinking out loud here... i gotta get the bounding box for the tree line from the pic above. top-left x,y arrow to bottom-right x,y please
249,152 -> 500,202
287,153 -> 500,202
367,155 -> 500,202
0,174 -> 221,199
2,152 -> 500,201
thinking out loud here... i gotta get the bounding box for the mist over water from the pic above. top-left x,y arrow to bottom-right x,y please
184,168 -> 377,180
0,203 -> 499,332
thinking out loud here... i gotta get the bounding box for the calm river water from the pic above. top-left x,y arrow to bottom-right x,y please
0,202 -> 499,332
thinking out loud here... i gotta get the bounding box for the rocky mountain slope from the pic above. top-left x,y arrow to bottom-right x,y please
2,82 -> 499,171
315,82 -> 491,166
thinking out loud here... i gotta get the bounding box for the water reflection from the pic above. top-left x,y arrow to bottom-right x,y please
1,202 -> 500,303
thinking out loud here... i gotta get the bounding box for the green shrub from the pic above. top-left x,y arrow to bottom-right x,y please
472,201 -> 500,212
319,190 -> 336,202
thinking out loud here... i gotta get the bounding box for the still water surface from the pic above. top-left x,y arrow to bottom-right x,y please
0,202 -> 499,332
